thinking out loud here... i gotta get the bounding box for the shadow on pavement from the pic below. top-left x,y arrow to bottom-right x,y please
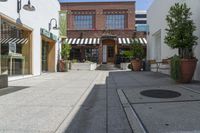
63,71 -> 200,133
0,86 -> 30,97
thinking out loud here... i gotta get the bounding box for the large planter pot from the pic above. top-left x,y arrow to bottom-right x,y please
179,58 -> 197,83
131,59 -> 142,71
59,60 -> 69,72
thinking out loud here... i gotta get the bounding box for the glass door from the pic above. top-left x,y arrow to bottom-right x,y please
42,41 -> 48,72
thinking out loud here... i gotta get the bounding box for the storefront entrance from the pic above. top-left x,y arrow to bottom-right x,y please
42,41 -> 49,72
41,36 -> 56,72
102,39 -> 116,64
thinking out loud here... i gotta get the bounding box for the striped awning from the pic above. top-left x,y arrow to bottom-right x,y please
0,38 -> 29,45
118,38 -> 147,45
66,38 -> 100,45
65,37 -> 147,45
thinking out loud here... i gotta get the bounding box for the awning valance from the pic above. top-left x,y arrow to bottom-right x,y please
0,38 -> 29,45
65,37 -> 147,46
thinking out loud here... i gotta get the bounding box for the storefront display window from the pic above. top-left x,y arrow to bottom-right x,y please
85,48 -> 98,63
0,17 -> 32,76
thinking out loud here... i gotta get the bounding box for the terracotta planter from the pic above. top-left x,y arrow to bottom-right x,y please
131,59 -> 142,71
179,58 -> 197,83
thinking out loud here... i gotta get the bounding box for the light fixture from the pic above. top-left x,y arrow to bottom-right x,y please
0,0 -> 8,2
49,18 -> 59,31
23,0 -> 35,11
17,0 -> 36,13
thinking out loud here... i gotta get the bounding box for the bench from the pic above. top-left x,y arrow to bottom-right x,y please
149,59 -> 170,73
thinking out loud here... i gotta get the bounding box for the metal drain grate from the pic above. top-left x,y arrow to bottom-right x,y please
140,89 -> 181,99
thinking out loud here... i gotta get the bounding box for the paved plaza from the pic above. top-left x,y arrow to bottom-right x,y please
0,70 -> 200,133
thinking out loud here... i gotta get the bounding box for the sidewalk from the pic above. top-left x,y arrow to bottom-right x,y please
0,70 -> 200,133
0,71 -> 101,133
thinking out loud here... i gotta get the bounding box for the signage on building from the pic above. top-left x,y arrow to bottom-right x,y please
9,42 -> 16,54
40,28 -> 57,41
59,11 -> 67,38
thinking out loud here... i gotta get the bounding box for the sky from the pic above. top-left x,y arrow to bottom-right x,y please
59,0 -> 154,10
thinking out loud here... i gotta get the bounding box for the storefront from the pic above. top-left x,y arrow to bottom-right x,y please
40,28 -> 57,72
0,15 -> 32,76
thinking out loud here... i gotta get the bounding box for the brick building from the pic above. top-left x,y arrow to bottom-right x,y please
60,1 -> 147,64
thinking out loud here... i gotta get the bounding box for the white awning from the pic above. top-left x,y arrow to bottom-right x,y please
0,38 -> 29,45
66,38 -> 101,45
65,37 -> 147,45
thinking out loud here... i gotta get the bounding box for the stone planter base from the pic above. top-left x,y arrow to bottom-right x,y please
120,63 -> 131,70
0,75 -> 8,89
71,63 -> 97,71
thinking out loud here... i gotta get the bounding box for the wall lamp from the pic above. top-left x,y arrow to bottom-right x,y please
49,18 -> 59,31
0,0 -> 35,13
17,0 -> 36,13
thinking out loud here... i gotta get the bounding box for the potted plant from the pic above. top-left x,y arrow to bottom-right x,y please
165,3 -> 198,83
130,42 -> 145,71
60,41 -> 71,72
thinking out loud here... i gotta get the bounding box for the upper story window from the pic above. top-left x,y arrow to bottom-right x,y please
105,14 -> 126,29
135,14 -> 147,18
74,15 -> 94,30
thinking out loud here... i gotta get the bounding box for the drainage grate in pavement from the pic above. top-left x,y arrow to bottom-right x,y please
140,89 -> 181,99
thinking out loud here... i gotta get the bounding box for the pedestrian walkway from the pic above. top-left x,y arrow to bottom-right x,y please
0,70 -> 200,133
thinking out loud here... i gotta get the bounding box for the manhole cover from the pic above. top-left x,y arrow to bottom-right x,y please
140,89 -> 181,98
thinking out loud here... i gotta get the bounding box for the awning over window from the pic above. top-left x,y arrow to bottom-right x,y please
0,38 -> 29,45
65,37 -> 147,46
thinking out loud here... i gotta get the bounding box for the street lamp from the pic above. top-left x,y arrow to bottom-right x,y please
0,0 -> 36,12
17,0 -> 36,13
49,18 -> 59,31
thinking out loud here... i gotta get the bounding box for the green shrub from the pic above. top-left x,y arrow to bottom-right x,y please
170,55 -> 181,81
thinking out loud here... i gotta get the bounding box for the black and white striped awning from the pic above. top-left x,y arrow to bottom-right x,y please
65,37 -> 147,45
66,38 -> 101,45
0,38 -> 29,45
118,38 -> 147,45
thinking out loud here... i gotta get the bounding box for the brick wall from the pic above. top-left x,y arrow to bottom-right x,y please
60,1 -> 135,31
67,30 -> 146,38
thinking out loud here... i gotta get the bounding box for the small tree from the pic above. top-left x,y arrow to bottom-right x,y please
61,41 -> 71,60
131,41 -> 145,60
165,3 -> 198,59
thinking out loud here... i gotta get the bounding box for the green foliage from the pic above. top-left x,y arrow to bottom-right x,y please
123,51 -> 133,58
165,3 -> 198,58
61,41 -> 71,60
130,41 -> 145,59
170,55 -> 181,81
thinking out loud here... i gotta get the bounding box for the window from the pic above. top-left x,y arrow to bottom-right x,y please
136,20 -> 147,24
106,15 -> 125,29
1,19 -> 31,76
85,48 -> 98,63
136,14 -> 147,18
74,15 -> 93,30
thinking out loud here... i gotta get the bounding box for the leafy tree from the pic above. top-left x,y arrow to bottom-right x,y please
131,41 -> 145,59
165,3 -> 198,59
61,41 -> 71,60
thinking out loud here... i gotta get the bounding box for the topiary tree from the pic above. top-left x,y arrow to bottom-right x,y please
131,41 -> 145,60
165,3 -> 198,59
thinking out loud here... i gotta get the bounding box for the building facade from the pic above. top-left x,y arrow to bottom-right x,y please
135,10 -> 148,32
0,0 -> 60,78
147,0 -> 200,80
60,1 -> 147,64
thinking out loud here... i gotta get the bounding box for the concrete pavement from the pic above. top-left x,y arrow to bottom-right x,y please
0,70 -> 200,133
